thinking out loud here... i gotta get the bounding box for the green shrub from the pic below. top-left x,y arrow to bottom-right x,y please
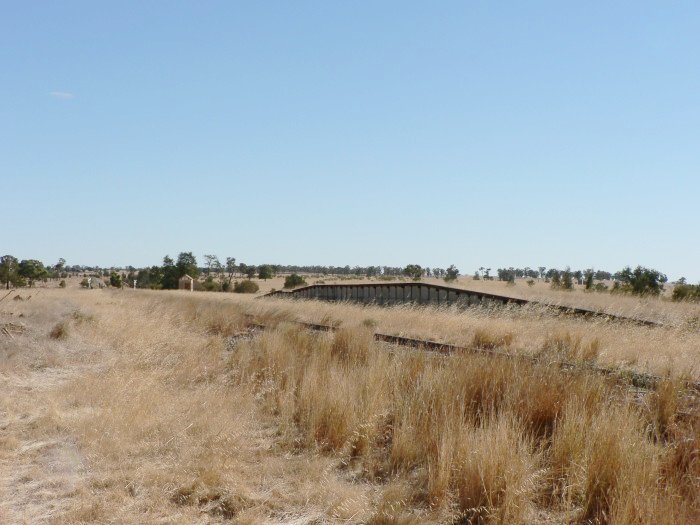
109,272 -> 122,288
672,283 -> 700,302
202,276 -> 222,292
233,280 -> 259,293
59,279 -> 66,288
284,274 -> 307,289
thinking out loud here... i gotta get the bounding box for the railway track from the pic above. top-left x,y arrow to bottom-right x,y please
241,316 -> 700,395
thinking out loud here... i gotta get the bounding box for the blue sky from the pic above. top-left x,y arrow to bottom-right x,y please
2,2 -> 698,280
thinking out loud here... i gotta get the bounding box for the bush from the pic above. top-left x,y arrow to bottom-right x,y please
672,283 -> 700,302
284,274 -> 307,289
49,322 -> 69,340
233,280 -> 259,293
202,276 -> 222,292
59,280 -> 66,288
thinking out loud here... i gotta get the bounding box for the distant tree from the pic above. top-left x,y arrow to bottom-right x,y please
538,267 -> 546,280
561,267 -> 574,290
18,259 -> 47,287
284,274 -> 307,289
594,270 -> 612,281
584,269 -> 595,291
614,266 -> 667,296
245,265 -> 257,280
161,256 -> 179,289
54,258 -> 66,280
225,257 -> 237,285
444,265 -> 459,282
550,270 -> 561,289
203,254 -> 221,276
109,272 -> 122,288
258,265 -> 273,281
176,252 -> 199,279
0,255 -> 19,289
403,264 -> 423,281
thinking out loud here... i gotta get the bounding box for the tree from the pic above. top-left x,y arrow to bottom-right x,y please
284,274 -> 307,289
403,264 -> 423,281
176,252 -> 198,279
161,256 -> 179,289
0,255 -> 19,289
54,258 -> 66,279
538,267 -> 546,280
203,254 -> 221,276
245,265 -> 257,280
584,269 -> 594,290
615,266 -> 667,296
110,272 -> 122,288
258,265 -> 273,281
561,267 -> 574,290
550,271 -> 561,289
225,257 -> 237,285
444,265 -> 459,282
18,259 -> 47,287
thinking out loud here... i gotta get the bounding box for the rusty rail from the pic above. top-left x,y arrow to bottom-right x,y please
243,316 -> 700,394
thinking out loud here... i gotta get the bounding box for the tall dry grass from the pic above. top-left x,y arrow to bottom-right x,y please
237,294 -> 700,379
1,288 -> 697,524
227,318 -> 699,523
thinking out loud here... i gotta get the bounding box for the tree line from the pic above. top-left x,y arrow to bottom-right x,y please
0,256 -> 68,289
1,252 -> 694,300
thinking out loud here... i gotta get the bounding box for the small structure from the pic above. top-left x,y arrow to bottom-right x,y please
178,274 -> 194,291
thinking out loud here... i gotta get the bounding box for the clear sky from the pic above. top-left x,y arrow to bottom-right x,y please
2,2 -> 698,280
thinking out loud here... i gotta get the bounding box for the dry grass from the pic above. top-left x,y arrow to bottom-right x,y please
0,288 -> 698,524
238,294 -> 699,379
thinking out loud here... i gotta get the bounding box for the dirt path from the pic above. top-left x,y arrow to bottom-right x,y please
0,297 -> 88,524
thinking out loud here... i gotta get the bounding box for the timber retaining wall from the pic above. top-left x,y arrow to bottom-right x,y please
262,283 -> 660,326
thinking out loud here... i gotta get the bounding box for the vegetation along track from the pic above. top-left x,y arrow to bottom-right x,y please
263,282 -> 665,327
242,315 -> 700,396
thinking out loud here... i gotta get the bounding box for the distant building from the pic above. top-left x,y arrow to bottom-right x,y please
178,274 -> 194,291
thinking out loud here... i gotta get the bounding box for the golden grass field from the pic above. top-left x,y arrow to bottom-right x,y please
0,286 -> 698,523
